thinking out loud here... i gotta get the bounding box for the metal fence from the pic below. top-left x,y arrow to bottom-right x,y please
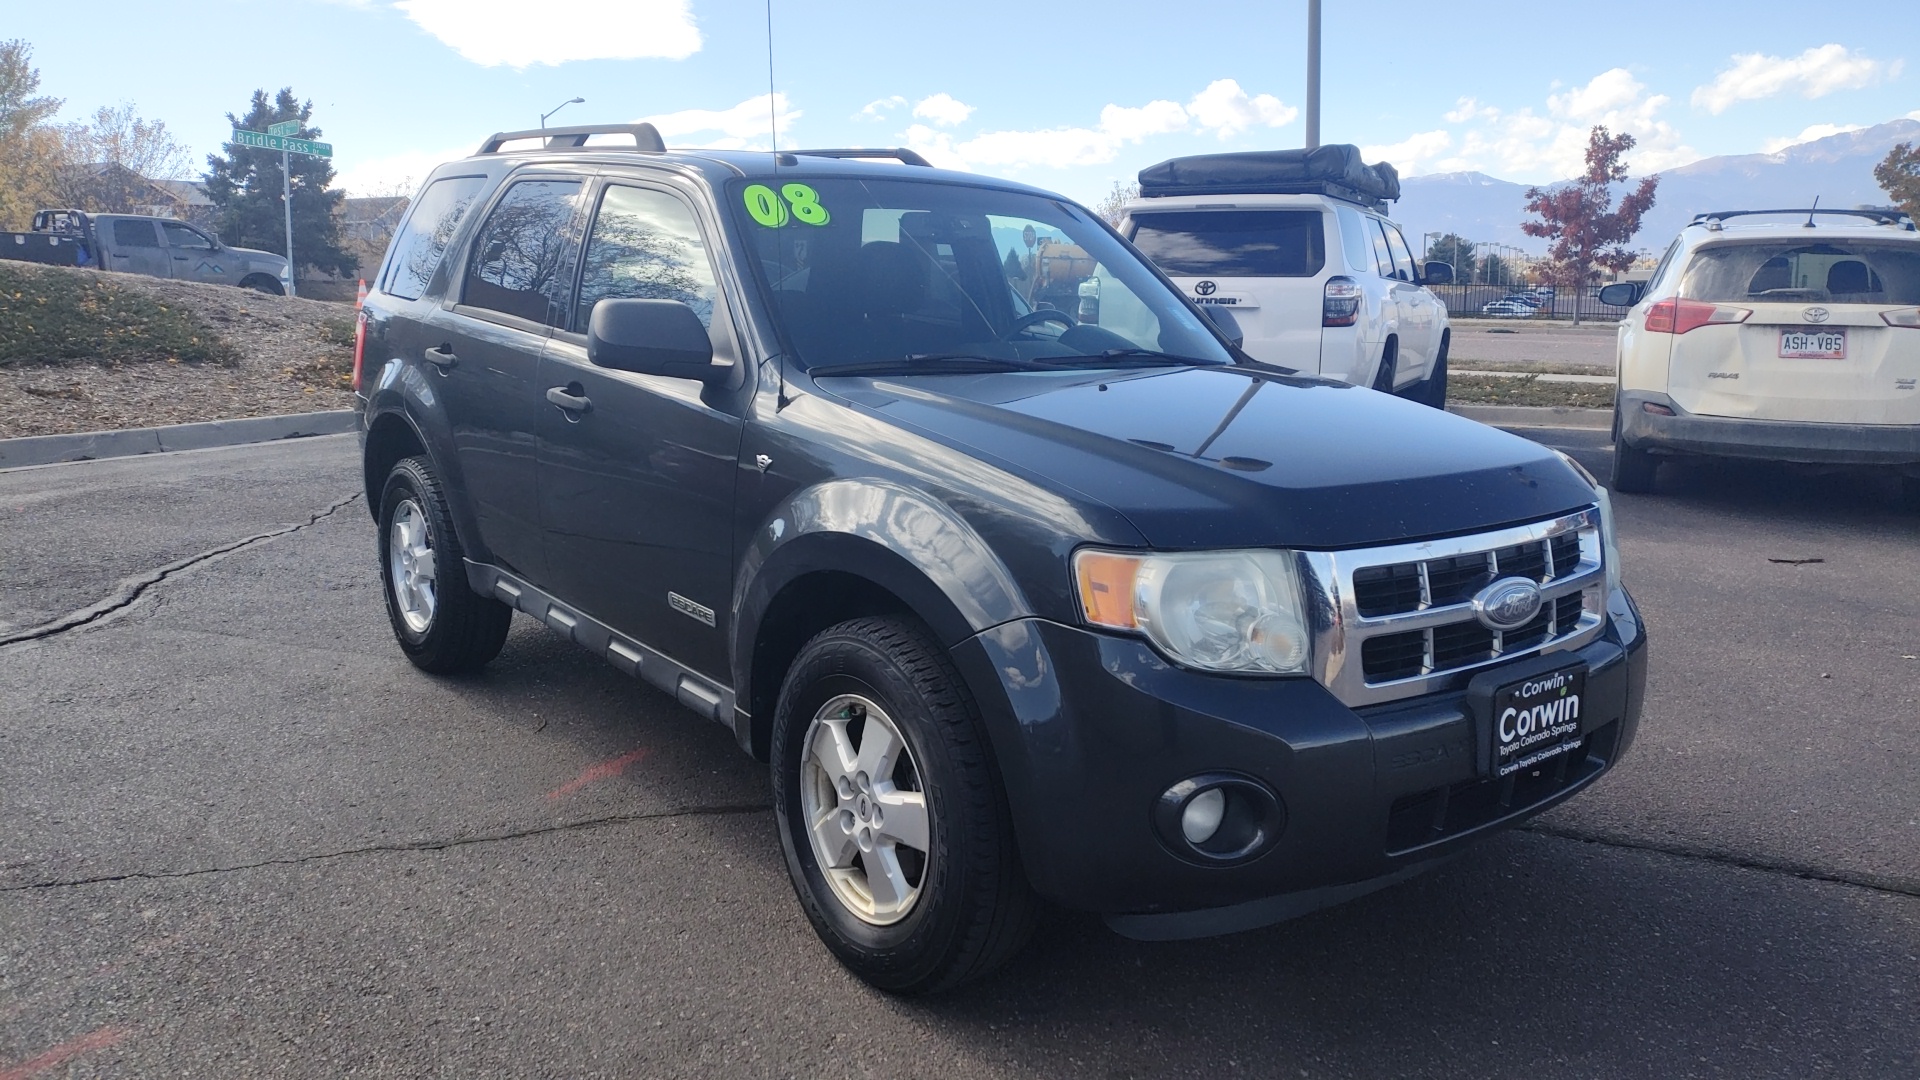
1427,283 -> 1631,323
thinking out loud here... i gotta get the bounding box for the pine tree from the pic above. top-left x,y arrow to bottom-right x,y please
203,88 -> 353,277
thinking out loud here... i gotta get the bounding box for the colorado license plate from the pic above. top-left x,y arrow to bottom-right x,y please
1490,664 -> 1587,778
1779,329 -> 1846,359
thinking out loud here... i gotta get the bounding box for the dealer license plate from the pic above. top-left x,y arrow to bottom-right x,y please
1779,329 -> 1846,359
1490,664 -> 1587,778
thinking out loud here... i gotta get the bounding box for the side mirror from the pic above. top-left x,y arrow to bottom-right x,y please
1597,282 -> 1643,307
1422,261 -> 1454,286
1198,303 -> 1244,348
587,299 -> 718,382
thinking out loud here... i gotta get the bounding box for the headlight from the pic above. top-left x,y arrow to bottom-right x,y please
1553,449 -> 1623,593
1074,548 -> 1311,675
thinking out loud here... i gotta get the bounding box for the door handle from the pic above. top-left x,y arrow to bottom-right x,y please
546,385 -> 592,415
424,344 -> 458,371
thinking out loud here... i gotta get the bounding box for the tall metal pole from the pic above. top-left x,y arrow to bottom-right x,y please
1305,0 -> 1321,149
281,149 -> 296,297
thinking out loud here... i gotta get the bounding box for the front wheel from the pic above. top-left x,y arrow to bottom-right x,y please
1611,440 -> 1659,494
771,617 -> 1037,994
239,273 -> 284,295
378,456 -> 513,673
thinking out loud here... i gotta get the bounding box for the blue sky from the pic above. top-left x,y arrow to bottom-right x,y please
12,0 -> 1918,203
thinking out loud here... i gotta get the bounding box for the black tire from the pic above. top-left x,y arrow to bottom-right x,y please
1371,338 -> 1398,393
771,616 -> 1037,995
377,456 -> 513,674
1611,439 -> 1659,494
240,274 -> 284,295
1415,339 -> 1449,409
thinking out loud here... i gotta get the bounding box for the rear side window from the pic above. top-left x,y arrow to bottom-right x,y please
1334,206 -> 1375,273
1129,210 -> 1326,277
461,179 -> 583,325
1681,240 -> 1920,304
382,175 -> 486,300
573,185 -> 719,332
112,220 -> 159,247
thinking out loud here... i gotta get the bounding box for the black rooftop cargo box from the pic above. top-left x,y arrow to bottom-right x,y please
1137,145 -> 1400,206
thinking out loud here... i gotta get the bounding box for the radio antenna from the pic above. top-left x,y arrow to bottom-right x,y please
1804,195 -> 1819,228
765,0 -> 778,157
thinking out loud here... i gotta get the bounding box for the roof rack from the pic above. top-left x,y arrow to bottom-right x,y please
476,123 -> 666,155
1691,208 -> 1916,230
789,148 -> 932,168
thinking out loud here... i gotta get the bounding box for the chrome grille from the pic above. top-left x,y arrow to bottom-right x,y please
1298,508 -> 1606,707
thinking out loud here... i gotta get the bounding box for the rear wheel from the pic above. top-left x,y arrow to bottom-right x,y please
378,456 -> 513,674
1611,440 -> 1659,494
1371,339 -> 1398,393
771,616 -> 1037,994
1413,334 -> 1449,408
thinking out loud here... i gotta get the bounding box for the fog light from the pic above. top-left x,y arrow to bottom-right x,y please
1180,788 -> 1226,844
1153,774 -> 1287,866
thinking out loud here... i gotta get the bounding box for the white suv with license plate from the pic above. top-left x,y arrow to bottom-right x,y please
1601,209 -> 1920,497
1120,147 -> 1454,406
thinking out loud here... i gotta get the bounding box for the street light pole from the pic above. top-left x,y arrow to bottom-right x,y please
541,96 -> 585,129
1305,0 -> 1321,149
281,149 -> 295,298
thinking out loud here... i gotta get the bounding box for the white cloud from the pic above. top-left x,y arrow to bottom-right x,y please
1186,79 -> 1296,139
1427,68 -> 1694,180
1444,97 -> 1498,124
858,96 -> 906,121
912,93 -> 975,127
1908,109 -> 1920,121
394,0 -> 700,67
638,93 -> 799,150
1691,45 -> 1896,114
1362,130 -> 1452,171
1097,100 -> 1189,141
1761,123 -> 1867,154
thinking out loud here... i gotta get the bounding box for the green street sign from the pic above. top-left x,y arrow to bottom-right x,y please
267,120 -> 300,136
233,129 -> 333,158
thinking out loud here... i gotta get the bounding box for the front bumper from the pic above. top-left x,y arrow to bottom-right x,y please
1619,390 -> 1920,466
950,587 -> 1647,938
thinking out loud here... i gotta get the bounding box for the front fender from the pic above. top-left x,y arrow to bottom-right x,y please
729,478 -> 1034,697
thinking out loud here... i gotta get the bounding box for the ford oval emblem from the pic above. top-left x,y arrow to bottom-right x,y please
1803,306 -> 1830,323
1195,280 -> 1218,296
1472,577 -> 1544,632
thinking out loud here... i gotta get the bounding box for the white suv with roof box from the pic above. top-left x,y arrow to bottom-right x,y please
1119,146 -> 1454,406
1600,208 -> 1920,498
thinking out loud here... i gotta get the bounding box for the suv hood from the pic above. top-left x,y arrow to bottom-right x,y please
822,365 -> 1596,550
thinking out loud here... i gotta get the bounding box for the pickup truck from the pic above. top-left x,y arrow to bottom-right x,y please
2,208 -> 291,293
356,125 -> 1648,994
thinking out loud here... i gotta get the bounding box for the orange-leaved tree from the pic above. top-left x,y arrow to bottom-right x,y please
1521,126 -> 1658,323
1875,142 -> 1920,221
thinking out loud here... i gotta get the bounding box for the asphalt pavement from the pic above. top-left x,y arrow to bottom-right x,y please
2,432 -> 1916,1079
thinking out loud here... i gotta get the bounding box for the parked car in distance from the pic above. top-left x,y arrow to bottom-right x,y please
356,124 -> 1647,994
1119,145 -> 1453,407
0,208 -> 290,293
1481,300 -> 1537,318
1601,207 -> 1920,499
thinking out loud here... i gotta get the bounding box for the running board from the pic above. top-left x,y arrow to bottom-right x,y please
465,561 -> 736,728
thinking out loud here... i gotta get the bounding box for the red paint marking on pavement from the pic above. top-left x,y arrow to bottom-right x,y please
545,748 -> 650,801
0,1026 -> 130,1080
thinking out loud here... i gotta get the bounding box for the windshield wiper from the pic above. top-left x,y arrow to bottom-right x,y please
807,354 -> 1056,377
1059,348 -> 1224,367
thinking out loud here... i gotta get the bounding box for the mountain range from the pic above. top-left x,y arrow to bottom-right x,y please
1393,118 -> 1918,258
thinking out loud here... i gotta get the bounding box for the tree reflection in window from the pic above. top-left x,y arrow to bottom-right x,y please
574,185 -> 718,333
463,180 -> 581,324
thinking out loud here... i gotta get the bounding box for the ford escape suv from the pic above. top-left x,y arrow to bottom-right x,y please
355,123 -> 1648,994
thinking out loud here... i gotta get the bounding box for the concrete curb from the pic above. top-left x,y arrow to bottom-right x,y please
1447,404 -> 1614,431
0,410 -> 357,470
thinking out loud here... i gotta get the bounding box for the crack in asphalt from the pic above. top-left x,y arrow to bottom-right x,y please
0,802 -> 774,893
0,493 -> 362,649
1523,822 -> 1920,899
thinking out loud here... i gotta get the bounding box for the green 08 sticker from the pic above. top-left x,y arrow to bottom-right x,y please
743,183 -> 831,227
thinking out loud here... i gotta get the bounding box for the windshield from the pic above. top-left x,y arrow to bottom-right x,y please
1680,239 -> 1920,305
731,177 -> 1233,369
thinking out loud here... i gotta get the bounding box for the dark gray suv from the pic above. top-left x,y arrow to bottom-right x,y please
355,124 -> 1647,994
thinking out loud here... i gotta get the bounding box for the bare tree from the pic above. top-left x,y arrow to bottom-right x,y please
1093,180 -> 1140,226
0,39 -> 65,228
54,103 -> 193,213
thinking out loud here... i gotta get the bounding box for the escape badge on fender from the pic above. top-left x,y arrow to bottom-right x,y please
743,183 -> 830,227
